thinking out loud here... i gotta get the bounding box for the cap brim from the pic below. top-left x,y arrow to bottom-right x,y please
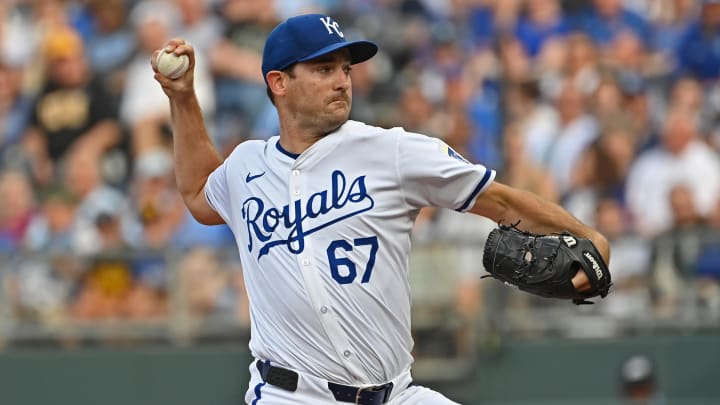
297,40 -> 378,65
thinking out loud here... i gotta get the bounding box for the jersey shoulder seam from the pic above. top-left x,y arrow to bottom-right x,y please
391,127 -> 413,214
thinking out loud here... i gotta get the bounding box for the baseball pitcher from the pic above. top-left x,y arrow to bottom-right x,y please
152,13 -> 611,405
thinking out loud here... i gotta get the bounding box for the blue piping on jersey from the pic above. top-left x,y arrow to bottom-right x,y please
456,170 -> 493,212
276,140 -> 300,159
251,360 -> 270,404
251,381 -> 266,404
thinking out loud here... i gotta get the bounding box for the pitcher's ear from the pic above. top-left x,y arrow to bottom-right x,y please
266,71 -> 286,98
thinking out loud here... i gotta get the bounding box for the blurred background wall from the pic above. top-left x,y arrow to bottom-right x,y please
2,0 -> 720,404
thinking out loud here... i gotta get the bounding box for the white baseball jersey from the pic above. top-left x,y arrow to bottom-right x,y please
205,120 -> 495,386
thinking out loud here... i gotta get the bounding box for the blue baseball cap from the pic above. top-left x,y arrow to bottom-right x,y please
261,14 -> 378,82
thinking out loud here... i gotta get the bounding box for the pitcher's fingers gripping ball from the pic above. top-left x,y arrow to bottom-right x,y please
155,50 -> 189,79
482,223 -> 612,305
151,39 -> 196,96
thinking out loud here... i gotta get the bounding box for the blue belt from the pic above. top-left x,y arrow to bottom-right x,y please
256,360 -> 394,404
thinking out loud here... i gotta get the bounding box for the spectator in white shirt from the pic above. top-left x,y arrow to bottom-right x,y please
626,108 -> 720,237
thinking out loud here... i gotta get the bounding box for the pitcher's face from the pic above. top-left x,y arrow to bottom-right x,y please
284,49 -> 353,134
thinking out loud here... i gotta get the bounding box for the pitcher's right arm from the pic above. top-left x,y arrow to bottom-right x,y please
152,38 -> 224,225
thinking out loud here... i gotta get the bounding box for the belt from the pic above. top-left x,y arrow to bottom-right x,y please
256,360 -> 394,405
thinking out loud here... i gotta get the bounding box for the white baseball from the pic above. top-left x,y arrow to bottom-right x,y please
156,51 -> 189,79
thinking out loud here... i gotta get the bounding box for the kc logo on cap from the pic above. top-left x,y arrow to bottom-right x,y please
319,16 -> 344,38
261,14 -> 378,82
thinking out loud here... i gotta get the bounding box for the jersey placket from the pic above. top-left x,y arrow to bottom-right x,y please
287,163 -> 367,382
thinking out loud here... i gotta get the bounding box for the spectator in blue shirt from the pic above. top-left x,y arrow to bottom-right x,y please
515,0 -> 570,58
574,0 -> 650,47
676,0 -> 720,81
467,0 -> 521,49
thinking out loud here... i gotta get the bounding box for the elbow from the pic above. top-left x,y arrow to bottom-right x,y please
181,190 -> 225,226
470,182 -> 513,223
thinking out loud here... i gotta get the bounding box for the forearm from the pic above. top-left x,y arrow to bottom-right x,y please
169,93 -> 222,201
497,190 -> 588,234
472,182 -> 610,261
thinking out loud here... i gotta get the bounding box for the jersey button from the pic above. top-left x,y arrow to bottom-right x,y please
320,306 -> 328,314
343,350 -> 351,357
292,170 -> 300,176
294,188 -> 301,196
302,259 -> 310,266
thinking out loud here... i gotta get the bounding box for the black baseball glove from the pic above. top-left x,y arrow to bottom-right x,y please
482,223 -> 612,305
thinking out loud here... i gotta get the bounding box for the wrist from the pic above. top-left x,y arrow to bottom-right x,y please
588,231 -> 610,262
170,90 -> 198,106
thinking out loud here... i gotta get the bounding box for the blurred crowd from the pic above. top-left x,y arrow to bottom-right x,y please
2,0 -> 720,338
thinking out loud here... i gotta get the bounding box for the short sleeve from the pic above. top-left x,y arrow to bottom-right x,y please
204,159 -> 233,224
397,130 -> 495,211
